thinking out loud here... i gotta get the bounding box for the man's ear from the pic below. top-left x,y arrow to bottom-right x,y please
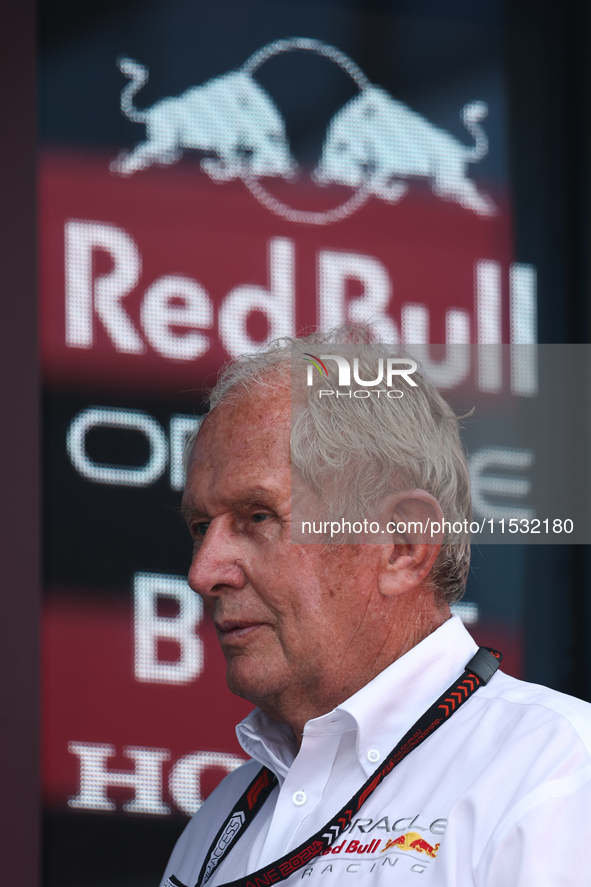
376,490 -> 444,598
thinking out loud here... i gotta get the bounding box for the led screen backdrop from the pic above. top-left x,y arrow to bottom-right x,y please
39,2 -> 526,884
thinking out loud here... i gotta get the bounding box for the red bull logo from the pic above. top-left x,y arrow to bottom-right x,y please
111,37 -> 494,224
382,831 -> 440,859
321,839 -> 382,856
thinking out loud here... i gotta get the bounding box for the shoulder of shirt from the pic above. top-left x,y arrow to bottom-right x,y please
475,668 -> 591,755
463,672 -> 591,869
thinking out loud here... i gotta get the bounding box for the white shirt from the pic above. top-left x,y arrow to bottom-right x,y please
160,616 -> 591,886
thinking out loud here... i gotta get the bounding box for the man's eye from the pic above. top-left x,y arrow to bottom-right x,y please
193,522 -> 210,537
251,512 -> 270,523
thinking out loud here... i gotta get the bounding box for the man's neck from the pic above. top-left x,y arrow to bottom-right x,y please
257,605 -> 450,746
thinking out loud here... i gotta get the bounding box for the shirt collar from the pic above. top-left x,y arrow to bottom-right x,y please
236,615 -> 478,780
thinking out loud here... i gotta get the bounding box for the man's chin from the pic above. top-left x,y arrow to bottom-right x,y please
225,659 -> 288,707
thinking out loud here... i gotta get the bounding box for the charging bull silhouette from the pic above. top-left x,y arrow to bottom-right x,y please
111,45 -> 495,220
111,57 -> 297,181
313,85 -> 495,216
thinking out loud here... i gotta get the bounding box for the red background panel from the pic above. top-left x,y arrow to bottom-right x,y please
42,592 -> 252,809
39,150 -> 513,394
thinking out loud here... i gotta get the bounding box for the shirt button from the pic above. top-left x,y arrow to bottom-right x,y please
367,748 -> 381,763
292,791 -> 307,806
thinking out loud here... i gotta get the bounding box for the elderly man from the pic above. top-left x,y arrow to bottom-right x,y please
161,329 -> 591,887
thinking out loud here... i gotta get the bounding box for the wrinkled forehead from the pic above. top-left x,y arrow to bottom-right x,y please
185,389 -> 292,498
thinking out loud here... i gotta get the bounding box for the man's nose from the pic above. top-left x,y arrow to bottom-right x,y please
187,517 -> 247,598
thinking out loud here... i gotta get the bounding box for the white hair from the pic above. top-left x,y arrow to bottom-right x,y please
185,325 -> 471,604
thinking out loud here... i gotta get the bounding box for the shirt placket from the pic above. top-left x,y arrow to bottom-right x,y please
252,729 -> 342,869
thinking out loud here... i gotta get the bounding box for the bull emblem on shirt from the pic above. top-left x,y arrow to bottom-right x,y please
382,831 -> 441,858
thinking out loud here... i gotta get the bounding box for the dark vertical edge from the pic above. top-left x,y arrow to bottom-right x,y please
0,2 -> 40,885
505,0 -> 591,700
568,0 -> 591,703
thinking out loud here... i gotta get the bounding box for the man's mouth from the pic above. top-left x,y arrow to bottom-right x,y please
214,621 -> 265,642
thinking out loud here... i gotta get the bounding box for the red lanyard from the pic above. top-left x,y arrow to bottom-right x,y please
181,647 -> 501,887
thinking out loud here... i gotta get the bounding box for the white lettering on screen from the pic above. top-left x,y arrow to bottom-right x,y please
170,415 -> 203,490
66,407 -> 168,486
68,743 -> 171,814
219,237 -> 295,357
68,743 -> 245,815
65,220 -> 144,353
63,220 -> 537,376
65,219 -> 214,359
66,408 -> 201,489
134,573 -> 204,685
401,304 -> 470,389
317,250 -> 399,343
469,447 -> 535,520
475,259 -> 502,392
510,264 -> 537,396
169,752 -> 245,815
141,274 -> 213,360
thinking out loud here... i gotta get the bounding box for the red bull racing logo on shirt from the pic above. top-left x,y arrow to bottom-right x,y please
381,832 -> 441,859
319,832 -> 440,860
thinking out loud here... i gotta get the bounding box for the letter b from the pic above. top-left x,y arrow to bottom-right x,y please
134,573 -> 204,684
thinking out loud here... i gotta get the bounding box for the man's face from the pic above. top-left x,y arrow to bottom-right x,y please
181,385 -> 387,718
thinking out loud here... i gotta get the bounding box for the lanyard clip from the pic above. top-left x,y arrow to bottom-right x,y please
466,647 -> 502,684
